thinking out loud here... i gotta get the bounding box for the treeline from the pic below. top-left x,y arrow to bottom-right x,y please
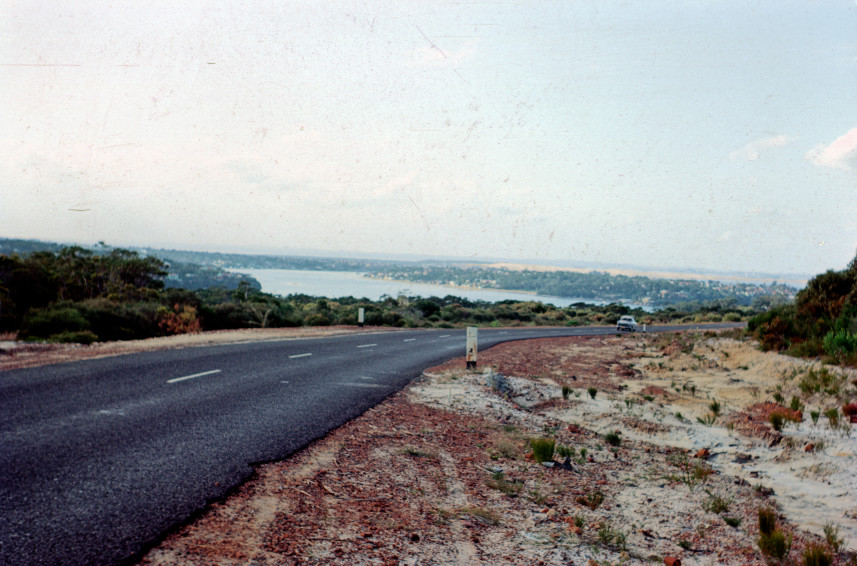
369,266 -> 797,307
749,253 -> 857,366
0,246 -> 752,344
0,239 -> 263,293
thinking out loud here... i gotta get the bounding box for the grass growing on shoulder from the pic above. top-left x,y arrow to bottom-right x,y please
769,408 -> 802,431
562,385 -> 572,400
802,544 -> 833,566
666,451 -> 713,491
597,522 -> 627,550
709,399 -> 721,416
577,491 -> 604,510
697,413 -> 717,427
757,508 -> 792,562
799,366 -> 850,400
485,471 -> 522,497
556,444 -> 575,459
702,491 -> 731,514
723,516 -> 743,528
530,437 -> 555,463
603,431 -> 621,447
587,387 -> 598,399
823,522 -> 844,552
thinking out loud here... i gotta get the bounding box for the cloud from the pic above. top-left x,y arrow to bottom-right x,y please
805,126 -> 857,171
729,134 -> 796,162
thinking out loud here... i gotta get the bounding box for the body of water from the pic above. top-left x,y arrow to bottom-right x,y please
228,268 -> 627,308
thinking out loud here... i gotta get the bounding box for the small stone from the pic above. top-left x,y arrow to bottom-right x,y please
804,443 -> 815,452
694,448 -> 710,459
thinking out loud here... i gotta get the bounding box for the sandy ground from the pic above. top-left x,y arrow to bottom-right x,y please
118,329 -> 856,565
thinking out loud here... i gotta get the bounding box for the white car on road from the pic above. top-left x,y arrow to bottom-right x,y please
616,315 -> 637,332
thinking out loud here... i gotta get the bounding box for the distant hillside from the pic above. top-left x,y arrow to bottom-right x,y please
0,237 -> 799,308
366,265 -> 797,308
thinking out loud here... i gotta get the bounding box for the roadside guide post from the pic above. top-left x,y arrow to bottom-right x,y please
466,326 -> 477,370
358,307 -> 365,328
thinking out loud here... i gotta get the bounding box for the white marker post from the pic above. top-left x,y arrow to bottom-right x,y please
466,326 -> 478,370
358,307 -> 365,328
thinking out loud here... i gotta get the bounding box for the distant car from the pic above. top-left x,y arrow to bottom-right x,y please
616,315 -> 637,332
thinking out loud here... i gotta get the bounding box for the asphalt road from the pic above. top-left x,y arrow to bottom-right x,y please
0,323 -> 740,565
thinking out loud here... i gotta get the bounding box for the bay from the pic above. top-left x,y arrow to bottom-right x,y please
227,268 -> 619,308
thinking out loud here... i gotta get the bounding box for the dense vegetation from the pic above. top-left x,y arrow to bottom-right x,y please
369,265 -> 797,308
749,253 -> 857,366
0,246 -> 752,344
0,239 -> 262,292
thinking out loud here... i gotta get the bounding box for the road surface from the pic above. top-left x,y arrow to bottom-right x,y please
0,324 -> 739,565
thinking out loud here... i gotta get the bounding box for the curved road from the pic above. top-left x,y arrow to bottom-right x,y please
0,324 -> 739,565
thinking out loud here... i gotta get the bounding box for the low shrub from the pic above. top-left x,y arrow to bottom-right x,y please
48,330 -> 99,344
757,507 -> 791,561
604,431 -> 621,447
577,490 -> 604,510
823,522 -> 844,552
802,543 -> 832,566
758,508 -> 777,537
758,530 -> 790,561
530,438 -> 555,463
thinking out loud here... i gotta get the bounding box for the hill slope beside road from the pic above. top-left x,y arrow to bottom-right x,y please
141,331 -> 857,565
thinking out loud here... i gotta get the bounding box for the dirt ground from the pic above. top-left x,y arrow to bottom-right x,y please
4,328 -> 855,564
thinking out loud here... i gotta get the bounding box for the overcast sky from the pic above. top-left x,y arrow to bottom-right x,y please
2,1 -> 856,276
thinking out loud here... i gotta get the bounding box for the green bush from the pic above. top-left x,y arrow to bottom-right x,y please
823,329 -> 857,359
22,304 -> 89,338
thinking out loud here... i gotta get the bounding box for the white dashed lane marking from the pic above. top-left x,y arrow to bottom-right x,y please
356,344 -> 377,348
289,353 -> 312,359
167,369 -> 221,384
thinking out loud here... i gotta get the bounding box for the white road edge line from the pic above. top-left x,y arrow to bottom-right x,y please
167,369 -> 221,384
289,353 -> 313,359
356,343 -> 378,348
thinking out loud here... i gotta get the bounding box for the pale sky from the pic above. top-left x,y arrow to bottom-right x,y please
2,1 -> 856,276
